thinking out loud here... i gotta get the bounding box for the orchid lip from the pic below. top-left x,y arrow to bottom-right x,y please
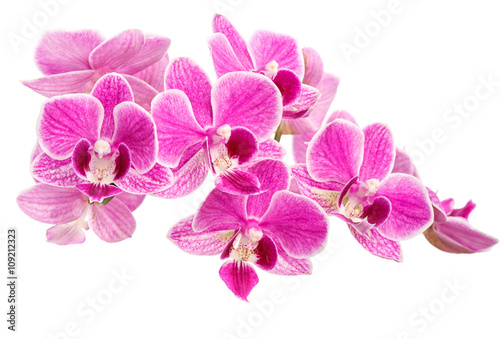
86,141 -> 118,184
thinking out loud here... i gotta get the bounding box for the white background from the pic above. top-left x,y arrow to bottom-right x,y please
1,0 -> 499,338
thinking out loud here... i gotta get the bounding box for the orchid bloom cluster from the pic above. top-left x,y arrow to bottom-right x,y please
17,15 -> 497,301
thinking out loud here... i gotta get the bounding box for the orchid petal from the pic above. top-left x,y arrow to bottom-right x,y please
282,84 -> 320,119
349,225 -> 403,262
208,33 -> 248,78
219,260 -> 259,302
22,70 -> 97,97
449,200 -> 476,220
31,153 -> 83,187
115,35 -> 171,75
254,235 -> 278,271
133,54 -> 169,92
88,198 -> 135,243
114,193 -> 145,212
120,74 -> 159,111
76,183 -> 123,203
268,232 -> 313,275
117,163 -> 174,194
426,188 -> 447,223
46,224 -> 86,245
215,169 -> 261,195
392,148 -> 420,179
273,69 -> 302,106
226,127 -> 258,165
256,139 -> 286,160
302,47 -> 324,87
359,123 -> 395,182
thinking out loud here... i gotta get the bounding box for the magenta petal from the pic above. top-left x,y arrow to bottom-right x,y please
349,225 -> 403,262
91,73 -> 133,140
113,143 -> 132,181
256,139 -> 286,160
120,74 -> 158,111
152,89 -> 206,168
71,138 -> 91,180
392,148 -> 420,179
292,131 -> 313,163
450,200 -> 476,219
246,159 -> 290,218
212,15 -> 254,70
273,69 -> 302,106
426,188 -> 447,223
283,84 -> 321,119
290,164 -> 343,215
116,35 -> 171,75
47,224 -> 86,245
31,153 -> 84,187
168,215 -> 237,255
133,54 -> 169,92
35,30 -> 104,75
307,119 -> 363,183
268,233 -> 313,275
89,29 -> 144,71
38,94 -> 103,159
112,102 -> 157,173
226,127 -> 258,164
249,31 -> 304,79
114,193 -> 145,212
165,58 -> 214,128
363,196 -> 392,227
192,188 -> 247,232
325,109 -> 357,125
337,176 -> 359,209
76,183 -> 123,203
22,70 -> 97,97
117,163 -> 173,194
254,235 -> 278,270
302,47 -> 324,87
17,184 -> 87,224
215,169 -> 261,195
154,144 -> 208,199
88,198 -> 135,243
259,191 -> 328,258
359,123 -> 395,182
425,217 -> 498,254
375,174 -> 433,241
212,72 -> 282,140
208,33 -> 248,78
219,260 -> 259,302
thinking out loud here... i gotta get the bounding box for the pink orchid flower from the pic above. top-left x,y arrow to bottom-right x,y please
17,184 -> 145,244
168,159 -> 328,301
292,119 -> 433,262
152,57 -> 283,197
209,15 -> 320,119
22,29 -> 170,110
34,73 -> 173,203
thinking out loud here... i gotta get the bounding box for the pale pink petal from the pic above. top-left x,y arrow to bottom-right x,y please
152,89 -> 207,168
292,131 -> 312,163
392,147 -> 420,179
212,72 -> 282,140
164,57 -> 214,128
88,198 -> 135,243
359,123 -> 395,182
302,47 -> 324,87
426,188 -> 447,222
115,35 -> 171,75
47,224 -> 86,245
208,33 -> 248,78
249,31 -> 304,79
112,102 -> 158,173
22,70 -> 97,97
219,260 -> 259,302
120,74 -> 159,111
17,184 -> 87,224
325,109 -> 357,125
91,73 -> 133,140
283,84 -> 320,119
449,200 -> 476,220
168,215 -> 237,255
375,174 -> 433,241
38,94 -> 103,159
268,232 -> 313,275
133,54 -> 169,92
117,163 -> 174,194
306,119 -> 363,183
212,15 -> 254,70
114,193 -> 145,212
89,30 -> 144,71
259,191 -> 328,258
349,225 -> 402,262
35,30 -> 104,75
31,153 -> 84,187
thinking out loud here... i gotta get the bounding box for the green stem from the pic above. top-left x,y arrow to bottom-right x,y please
274,122 -> 283,143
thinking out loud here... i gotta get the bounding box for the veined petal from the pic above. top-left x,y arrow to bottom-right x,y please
115,35 -> 171,75
91,73 -> 133,140
282,84 -> 320,119
165,58 -> 214,128
349,225 -> 402,262
46,224 -> 86,245
112,102 -> 158,173
273,69 -> 302,106
375,174 -> 433,241
88,198 -> 135,243
38,94 -> 103,159
212,72 -> 282,140
133,54 -> 169,92
426,188 -> 447,223
268,232 -> 313,275
35,30 -> 104,75
76,183 -> 123,203
219,259 -> 259,302
302,47 -> 324,87
259,191 -> 328,258
208,33 -> 248,78
292,130 -> 313,163
22,70 -> 97,97
392,148 -> 420,179
152,89 -> 206,168
212,15 -> 254,70
31,153 -> 83,187
215,169 -> 261,195
249,31 -> 304,79
168,215 -> 237,255
306,119 -> 363,183
256,139 -> 286,160
114,192 -> 145,212
17,184 -> 87,224
192,188 -> 247,232
89,29 -> 144,71
325,109 -> 358,125
120,74 -> 159,111
117,163 -> 174,194
359,123 -> 395,182
246,159 -> 290,219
